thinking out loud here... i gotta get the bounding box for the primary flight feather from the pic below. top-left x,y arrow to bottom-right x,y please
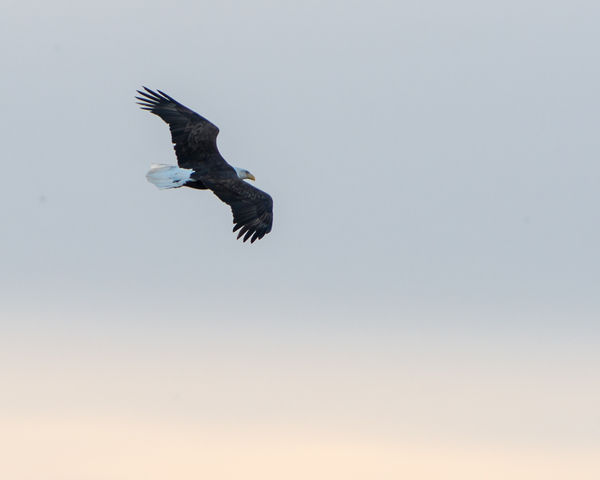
136,87 -> 273,243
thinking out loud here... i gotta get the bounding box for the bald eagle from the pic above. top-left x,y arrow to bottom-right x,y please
136,87 -> 273,243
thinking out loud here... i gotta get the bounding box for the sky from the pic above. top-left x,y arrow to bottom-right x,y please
1,1 -> 599,479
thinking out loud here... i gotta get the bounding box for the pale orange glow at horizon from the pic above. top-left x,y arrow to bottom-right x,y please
3,417 -> 599,480
3,307 -> 600,479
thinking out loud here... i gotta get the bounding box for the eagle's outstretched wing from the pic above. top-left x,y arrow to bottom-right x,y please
136,87 -> 225,171
203,178 -> 273,243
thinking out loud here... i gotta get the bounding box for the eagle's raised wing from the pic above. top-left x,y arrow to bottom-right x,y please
136,87 -> 224,170
203,178 -> 273,243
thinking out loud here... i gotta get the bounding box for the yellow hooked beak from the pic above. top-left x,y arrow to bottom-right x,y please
246,173 -> 256,181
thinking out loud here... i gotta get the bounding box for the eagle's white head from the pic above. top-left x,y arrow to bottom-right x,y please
234,167 -> 256,181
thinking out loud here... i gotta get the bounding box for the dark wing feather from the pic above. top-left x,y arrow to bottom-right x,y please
203,178 -> 273,243
136,87 -> 226,170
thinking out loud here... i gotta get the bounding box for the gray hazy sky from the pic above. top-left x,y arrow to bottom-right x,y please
1,1 -> 600,478
2,0 -> 599,317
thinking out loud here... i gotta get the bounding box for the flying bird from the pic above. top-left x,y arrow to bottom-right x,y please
136,87 -> 273,243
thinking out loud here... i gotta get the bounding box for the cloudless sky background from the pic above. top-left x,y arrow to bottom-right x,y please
1,1 -> 599,478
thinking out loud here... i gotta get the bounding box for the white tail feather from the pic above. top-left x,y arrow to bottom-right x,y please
146,164 -> 194,189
